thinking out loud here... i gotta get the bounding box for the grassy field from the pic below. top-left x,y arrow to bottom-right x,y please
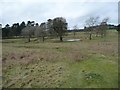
2,30 -> 118,88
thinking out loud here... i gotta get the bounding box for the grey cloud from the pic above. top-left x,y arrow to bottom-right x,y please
1,1 -> 118,28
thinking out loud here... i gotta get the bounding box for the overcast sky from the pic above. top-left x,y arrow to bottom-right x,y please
0,0 -> 119,29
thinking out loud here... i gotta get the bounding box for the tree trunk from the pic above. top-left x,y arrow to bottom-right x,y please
28,35 -> 30,42
42,36 -> 45,42
96,31 -> 98,37
101,32 -> 103,38
60,36 -> 63,42
74,31 -> 75,37
89,33 -> 92,40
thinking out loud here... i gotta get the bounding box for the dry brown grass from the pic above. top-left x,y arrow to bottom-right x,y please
2,30 -> 118,88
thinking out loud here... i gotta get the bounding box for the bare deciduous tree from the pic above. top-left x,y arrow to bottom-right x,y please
22,26 -> 35,42
99,17 -> 109,37
35,22 -> 47,42
85,16 -> 99,40
73,25 -> 78,38
22,21 -> 36,42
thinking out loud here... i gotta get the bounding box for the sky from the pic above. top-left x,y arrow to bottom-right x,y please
0,0 -> 119,29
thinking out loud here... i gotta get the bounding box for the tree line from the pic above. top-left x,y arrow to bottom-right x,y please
84,17 -> 109,40
1,16 -> 119,42
2,17 -> 68,42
